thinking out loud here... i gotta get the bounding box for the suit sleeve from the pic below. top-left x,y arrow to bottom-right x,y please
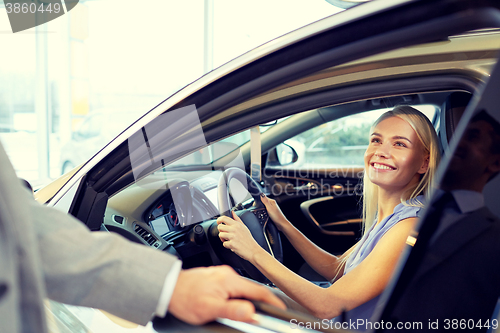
27,195 -> 179,325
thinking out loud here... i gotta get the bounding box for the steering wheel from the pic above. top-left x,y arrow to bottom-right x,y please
209,167 -> 283,283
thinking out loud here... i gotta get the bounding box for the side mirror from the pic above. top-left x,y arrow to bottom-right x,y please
276,143 -> 298,166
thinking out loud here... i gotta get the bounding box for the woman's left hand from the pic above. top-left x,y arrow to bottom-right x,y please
217,212 -> 263,263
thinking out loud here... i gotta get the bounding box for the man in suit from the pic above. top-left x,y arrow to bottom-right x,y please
382,109 -> 500,331
0,140 -> 285,333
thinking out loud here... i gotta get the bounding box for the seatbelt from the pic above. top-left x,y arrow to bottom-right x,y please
250,126 -> 261,183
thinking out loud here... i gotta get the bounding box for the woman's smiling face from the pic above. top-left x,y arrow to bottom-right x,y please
364,116 -> 429,193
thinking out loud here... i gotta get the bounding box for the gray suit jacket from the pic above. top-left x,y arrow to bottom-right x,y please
387,207 -> 500,331
0,142 -> 179,333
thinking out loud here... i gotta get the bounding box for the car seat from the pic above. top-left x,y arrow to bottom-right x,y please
438,91 -> 472,155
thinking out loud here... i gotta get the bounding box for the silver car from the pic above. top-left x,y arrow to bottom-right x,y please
35,0 -> 500,331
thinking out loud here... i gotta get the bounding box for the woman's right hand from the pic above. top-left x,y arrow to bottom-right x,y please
260,193 -> 290,231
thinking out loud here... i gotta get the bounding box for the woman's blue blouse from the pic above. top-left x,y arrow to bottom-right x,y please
336,195 -> 425,329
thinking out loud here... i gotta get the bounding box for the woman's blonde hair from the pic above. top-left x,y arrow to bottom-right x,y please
332,106 -> 441,282
362,105 -> 441,232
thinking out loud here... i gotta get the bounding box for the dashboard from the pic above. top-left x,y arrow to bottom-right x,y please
102,171 -> 257,268
145,177 -> 221,233
149,202 -> 178,235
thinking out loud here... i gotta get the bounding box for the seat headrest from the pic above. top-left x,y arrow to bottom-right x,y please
439,92 -> 472,154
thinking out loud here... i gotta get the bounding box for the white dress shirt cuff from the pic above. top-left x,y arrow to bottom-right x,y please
154,259 -> 182,317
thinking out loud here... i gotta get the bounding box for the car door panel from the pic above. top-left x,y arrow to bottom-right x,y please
263,166 -> 363,273
300,196 -> 362,236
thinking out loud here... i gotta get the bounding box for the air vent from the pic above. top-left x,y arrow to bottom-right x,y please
134,223 -> 157,246
112,215 -> 124,224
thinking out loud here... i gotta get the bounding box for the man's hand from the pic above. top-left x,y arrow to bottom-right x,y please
168,265 -> 286,325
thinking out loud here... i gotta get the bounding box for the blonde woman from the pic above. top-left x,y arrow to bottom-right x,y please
217,106 -> 440,323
